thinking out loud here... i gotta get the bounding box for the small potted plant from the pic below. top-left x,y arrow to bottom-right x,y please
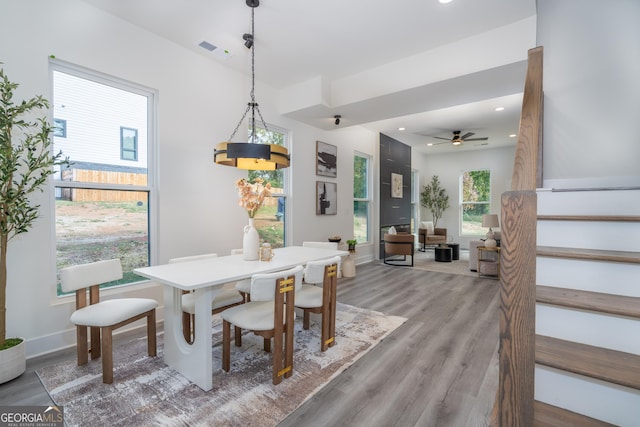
0,66 -> 68,383
346,239 -> 357,253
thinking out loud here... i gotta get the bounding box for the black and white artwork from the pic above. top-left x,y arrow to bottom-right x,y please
316,141 -> 337,178
316,181 -> 337,215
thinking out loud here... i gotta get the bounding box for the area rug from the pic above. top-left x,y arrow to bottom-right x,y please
411,249 -> 478,277
36,303 -> 406,427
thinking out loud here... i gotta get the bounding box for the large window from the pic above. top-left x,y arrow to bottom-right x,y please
353,152 -> 371,243
411,169 -> 418,234
52,61 -> 155,295
460,169 -> 491,235
247,125 -> 288,248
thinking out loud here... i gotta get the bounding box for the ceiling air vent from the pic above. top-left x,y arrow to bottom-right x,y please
198,40 -> 217,52
197,40 -> 233,60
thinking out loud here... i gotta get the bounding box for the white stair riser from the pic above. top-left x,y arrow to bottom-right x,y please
537,304 -> 640,354
538,189 -> 640,216
537,257 -> 640,297
535,365 -> 640,427
537,220 -> 640,252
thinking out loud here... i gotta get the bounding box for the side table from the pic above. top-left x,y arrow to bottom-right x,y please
447,243 -> 460,261
434,246 -> 452,262
477,246 -> 501,279
342,252 -> 356,278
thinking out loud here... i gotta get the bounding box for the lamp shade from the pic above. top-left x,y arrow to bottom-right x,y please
214,142 -> 290,170
482,214 -> 499,229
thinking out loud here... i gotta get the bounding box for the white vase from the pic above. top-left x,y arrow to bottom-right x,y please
0,338 -> 26,384
243,218 -> 260,261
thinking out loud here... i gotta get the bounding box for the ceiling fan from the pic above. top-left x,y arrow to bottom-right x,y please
431,130 -> 488,146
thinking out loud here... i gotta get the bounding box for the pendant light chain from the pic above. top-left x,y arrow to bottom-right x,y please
227,6 -> 269,143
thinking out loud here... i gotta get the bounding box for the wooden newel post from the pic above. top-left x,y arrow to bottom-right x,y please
498,190 -> 537,426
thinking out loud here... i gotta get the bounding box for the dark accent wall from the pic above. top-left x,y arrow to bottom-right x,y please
379,133 -> 411,257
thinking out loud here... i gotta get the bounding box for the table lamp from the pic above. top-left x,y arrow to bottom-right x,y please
482,214 -> 500,248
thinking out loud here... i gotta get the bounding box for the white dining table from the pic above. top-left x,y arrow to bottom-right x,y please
133,245 -> 348,391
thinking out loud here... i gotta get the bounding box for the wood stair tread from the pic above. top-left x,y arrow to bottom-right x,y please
536,335 -> 640,390
537,246 -> 640,264
533,401 -> 616,427
538,214 -> 640,222
537,286 -> 640,318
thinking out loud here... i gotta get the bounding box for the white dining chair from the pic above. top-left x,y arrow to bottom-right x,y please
169,253 -> 244,343
60,259 -> 158,384
220,265 -> 303,385
231,248 -> 252,302
302,241 -> 343,278
295,256 -> 341,351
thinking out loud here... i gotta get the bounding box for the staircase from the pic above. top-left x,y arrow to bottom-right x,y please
532,188 -> 640,426
496,45 -> 640,425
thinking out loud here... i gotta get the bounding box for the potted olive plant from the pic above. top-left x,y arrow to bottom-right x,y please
0,66 -> 68,383
420,175 -> 450,228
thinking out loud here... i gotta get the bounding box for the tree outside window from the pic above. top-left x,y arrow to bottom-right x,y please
247,126 -> 287,247
353,153 -> 370,243
461,169 -> 491,235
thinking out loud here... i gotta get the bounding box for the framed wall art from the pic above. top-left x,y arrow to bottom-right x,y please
316,141 -> 337,178
316,181 -> 337,215
391,173 -> 403,198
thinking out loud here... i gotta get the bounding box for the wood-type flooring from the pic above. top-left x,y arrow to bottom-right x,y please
0,261 -> 500,427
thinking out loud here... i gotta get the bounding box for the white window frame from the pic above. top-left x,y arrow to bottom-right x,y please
249,123 -> 290,247
354,151 -> 372,243
411,169 -> 419,235
50,59 -> 158,293
459,168 -> 491,236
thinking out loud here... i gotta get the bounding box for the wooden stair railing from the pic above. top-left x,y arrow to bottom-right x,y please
496,45 -> 543,426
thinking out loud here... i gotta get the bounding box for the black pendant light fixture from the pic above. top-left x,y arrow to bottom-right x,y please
214,0 -> 290,170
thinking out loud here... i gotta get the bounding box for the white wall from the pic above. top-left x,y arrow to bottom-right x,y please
287,125 -> 377,264
538,0 -> 640,188
0,0 -> 376,357
414,146 -> 516,249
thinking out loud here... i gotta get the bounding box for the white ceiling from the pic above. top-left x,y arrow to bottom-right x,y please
80,0 -> 537,154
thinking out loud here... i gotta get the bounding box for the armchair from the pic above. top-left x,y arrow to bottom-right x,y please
418,221 -> 447,251
383,233 -> 415,266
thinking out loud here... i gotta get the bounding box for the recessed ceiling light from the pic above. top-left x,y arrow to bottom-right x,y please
495,107 -> 505,111
398,127 -> 405,131
509,134 -> 517,138
438,0 -> 453,4
427,143 -> 434,146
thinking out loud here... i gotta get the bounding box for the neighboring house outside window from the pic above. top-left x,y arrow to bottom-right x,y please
51,60 -> 156,296
354,152 -> 371,243
460,169 -> 491,236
